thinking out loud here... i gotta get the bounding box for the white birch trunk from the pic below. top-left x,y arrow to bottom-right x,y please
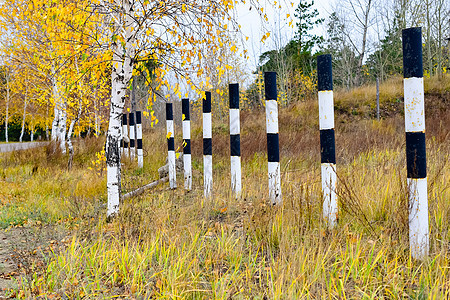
67,98 -> 82,169
106,3 -> 136,218
68,56 -> 85,169
58,100 -> 67,153
19,98 -> 28,143
51,72 -> 60,142
50,68 -> 67,153
67,119 -> 76,168
5,72 -> 10,143
45,104 -> 49,140
94,97 -> 100,136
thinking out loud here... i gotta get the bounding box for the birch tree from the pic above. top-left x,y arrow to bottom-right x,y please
0,65 -> 12,142
0,0 -> 110,148
92,0 -> 271,218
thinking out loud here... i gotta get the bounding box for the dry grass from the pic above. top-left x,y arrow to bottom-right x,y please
334,74 -> 450,120
0,80 -> 448,299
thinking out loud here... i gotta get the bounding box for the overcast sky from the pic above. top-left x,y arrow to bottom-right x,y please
236,0 -> 333,72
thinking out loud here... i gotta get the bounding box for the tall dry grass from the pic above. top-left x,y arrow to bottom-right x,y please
0,76 -> 448,298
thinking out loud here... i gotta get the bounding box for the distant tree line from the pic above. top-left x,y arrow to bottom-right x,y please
247,0 -> 450,106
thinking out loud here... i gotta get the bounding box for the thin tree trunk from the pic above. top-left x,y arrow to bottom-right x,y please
68,56 -> 84,170
94,94 -> 99,137
131,77 -> 136,114
45,104 -> 49,140
58,100 -> 67,153
436,0 -> 443,77
19,98 -> 28,143
52,105 -> 60,141
51,72 -> 60,142
67,100 -> 82,170
355,0 -> 371,85
31,127 -> 34,142
5,72 -> 10,143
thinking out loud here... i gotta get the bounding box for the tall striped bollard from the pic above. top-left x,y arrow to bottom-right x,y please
402,27 -> 428,259
317,54 -> 337,228
203,92 -> 213,198
229,83 -> 241,196
136,111 -> 143,168
166,103 -> 176,189
264,72 -> 282,205
122,113 -> 129,157
182,98 -> 192,191
129,112 -> 136,160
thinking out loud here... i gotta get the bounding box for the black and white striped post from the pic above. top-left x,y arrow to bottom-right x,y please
203,92 -> 213,198
264,72 -> 282,205
229,83 -> 241,196
402,27 -> 428,259
182,98 -> 192,191
136,111 -> 143,168
129,112 -> 136,160
122,113 -> 129,157
317,54 -> 337,228
166,103 -> 176,189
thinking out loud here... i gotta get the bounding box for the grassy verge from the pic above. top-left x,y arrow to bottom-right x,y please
0,85 -> 448,298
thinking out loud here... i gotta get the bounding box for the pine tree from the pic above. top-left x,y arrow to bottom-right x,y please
294,0 -> 324,73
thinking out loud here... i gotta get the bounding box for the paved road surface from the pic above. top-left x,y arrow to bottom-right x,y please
0,142 -> 48,153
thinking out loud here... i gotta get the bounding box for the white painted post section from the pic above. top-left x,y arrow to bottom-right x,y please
203,92 -> 213,198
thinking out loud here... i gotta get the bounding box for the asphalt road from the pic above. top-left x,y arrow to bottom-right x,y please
0,141 -> 48,153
